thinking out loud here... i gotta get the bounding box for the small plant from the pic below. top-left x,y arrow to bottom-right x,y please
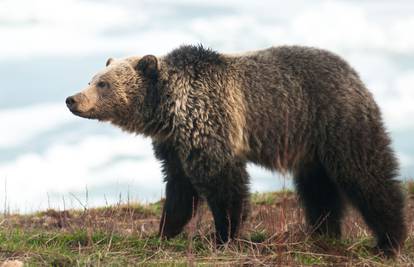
250,230 -> 268,243
407,180 -> 414,196
294,252 -> 323,265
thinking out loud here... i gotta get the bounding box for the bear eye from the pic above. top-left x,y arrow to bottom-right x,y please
97,81 -> 108,89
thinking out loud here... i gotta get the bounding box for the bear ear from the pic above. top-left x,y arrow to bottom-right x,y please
106,58 -> 114,67
136,55 -> 159,80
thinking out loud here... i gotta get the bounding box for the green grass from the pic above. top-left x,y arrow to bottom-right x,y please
0,230 -> 210,266
251,189 -> 293,205
1,186 -> 414,266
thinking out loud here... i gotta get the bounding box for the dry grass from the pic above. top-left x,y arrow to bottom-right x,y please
1,189 -> 414,266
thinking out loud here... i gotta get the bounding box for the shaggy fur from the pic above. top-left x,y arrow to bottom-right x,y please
67,45 -> 406,256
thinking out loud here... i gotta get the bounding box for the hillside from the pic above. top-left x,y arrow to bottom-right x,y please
1,188 -> 414,266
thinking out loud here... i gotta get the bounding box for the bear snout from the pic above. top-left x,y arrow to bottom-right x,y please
66,95 -> 82,112
65,94 -> 85,113
65,96 -> 76,109
66,93 -> 97,119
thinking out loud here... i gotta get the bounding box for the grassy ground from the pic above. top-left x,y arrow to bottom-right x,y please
1,184 -> 414,266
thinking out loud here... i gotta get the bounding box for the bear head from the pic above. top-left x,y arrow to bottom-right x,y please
66,55 -> 160,133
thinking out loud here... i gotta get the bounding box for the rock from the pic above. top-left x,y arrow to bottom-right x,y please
1,260 -> 24,267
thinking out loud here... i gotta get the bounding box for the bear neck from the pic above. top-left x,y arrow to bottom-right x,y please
112,78 -> 175,142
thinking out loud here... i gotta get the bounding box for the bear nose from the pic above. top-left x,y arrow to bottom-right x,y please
65,96 -> 76,109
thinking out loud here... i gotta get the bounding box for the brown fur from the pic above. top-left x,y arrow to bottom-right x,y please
67,45 -> 406,256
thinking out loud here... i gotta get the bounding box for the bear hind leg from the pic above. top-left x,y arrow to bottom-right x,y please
337,176 -> 406,256
294,160 -> 344,238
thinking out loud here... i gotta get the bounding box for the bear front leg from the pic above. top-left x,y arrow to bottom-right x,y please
206,180 -> 250,244
186,157 -> 250,244
153,142 -> 200,239
160,173 -> 199,238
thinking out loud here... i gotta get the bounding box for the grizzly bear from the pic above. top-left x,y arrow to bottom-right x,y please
66,45 -> 406,256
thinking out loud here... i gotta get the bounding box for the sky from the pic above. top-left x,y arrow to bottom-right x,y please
0,0 -> 413,212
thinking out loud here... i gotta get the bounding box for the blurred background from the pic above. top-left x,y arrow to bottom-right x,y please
0,0 -> 413,212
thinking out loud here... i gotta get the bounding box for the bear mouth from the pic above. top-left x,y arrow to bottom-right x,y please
68,107 -> 96,119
